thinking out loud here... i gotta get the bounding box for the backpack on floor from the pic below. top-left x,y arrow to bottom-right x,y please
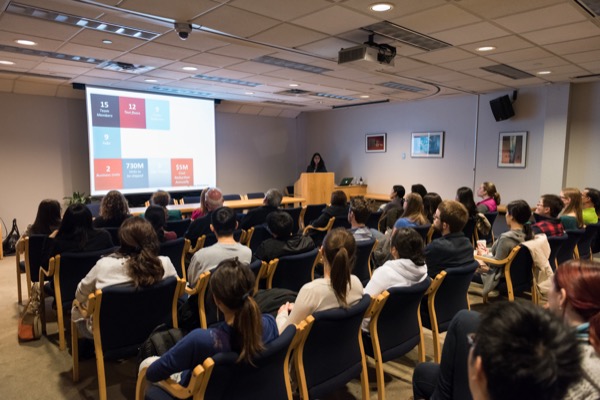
18,283 -> 42,341
2,218 -> 20,256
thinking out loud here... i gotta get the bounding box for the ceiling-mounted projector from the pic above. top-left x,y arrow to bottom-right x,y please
338,36 -> 396,67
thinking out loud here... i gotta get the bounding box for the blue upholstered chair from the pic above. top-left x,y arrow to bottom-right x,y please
557,229 -> 585,265
300,203 -> 326,230
576,222 -> 600,260
353,238 -> 377,285
137,325 -> 298,400
281,206 -> 303,234
15,234 -> 47,304
159,238 -> 191,281
72,276 -> 184,400
363,278 -> 431,399
245,192 -> 265,199
266,247 -> 319,292
421,261 -> 478,363
293,295 -> 371,400
547,235 -> 568,271
165,218 -> 191,238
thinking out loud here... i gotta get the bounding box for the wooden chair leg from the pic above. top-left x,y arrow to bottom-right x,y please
16,262 -> 22,305
72,320 -> 80,382
56,302 -> 66,351
432,327 -> 442,364
95,349 -> 107,400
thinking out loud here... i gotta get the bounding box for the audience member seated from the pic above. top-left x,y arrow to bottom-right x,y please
476,200 -> 533,297
423,192 -> 442,224
309,190 -> 348,228
151,190 -> 182,221
71,217 -> 177,338
276,228 -> 364,333
469,301 -> 582,400
475,181 -> 500,213
411,183 -> 428,199
393,193 -> 428,229
141,259 -> 279,386
145,205 -> 177,242
414,301 -> 582,400
559,187 -> 584,229
190,187 -> 209,221
425,200 -> 474,278
581,187 -> 600,225
255,211 -> 314,262
240,188 -> 283,230
43,204 -> 114,263
548,259 -> 600,399
185,188 -> 224,246
24,199 -> 61,236
347,196 -> 384,242
187,207 -> 251,285
380,184 -> 405,213
306,152 -> 327,173
92,190 -> 131,228
456,187 -> 478,220
363,228 -> 427,329
532,194 -> 565,237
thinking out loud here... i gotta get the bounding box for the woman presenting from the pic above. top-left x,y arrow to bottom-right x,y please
306,152 -> 327,172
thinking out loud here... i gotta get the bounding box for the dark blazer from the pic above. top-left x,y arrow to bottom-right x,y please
184,211 -> 214,246
43,228 -> 114,266
424,232 -> 474,278
306,164 -> 327,173
310,204 -> 348,228
240,205 -> 278,230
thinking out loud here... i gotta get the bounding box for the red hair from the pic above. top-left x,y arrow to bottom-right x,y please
554,259 -> 600,354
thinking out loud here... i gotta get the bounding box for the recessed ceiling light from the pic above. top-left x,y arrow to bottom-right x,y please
360,95 -> 370,99
289,83 -> 299,87
537,71 -> 552,75
477,46 -> 496,52
102,39 -> 112,44
0,60 -> 15,65
182,66 -> 197,71
245,92 -> 254,95
370,3 -> 394,12
145,79 -> 158,83
16,39 -> 37,46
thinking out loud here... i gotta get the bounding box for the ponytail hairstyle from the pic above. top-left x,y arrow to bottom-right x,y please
482,181 -> 501,205
554,260 -> 600,354
118,217 -> 163,287
506,200 -> 533,241
210,258 -> 264,364
322,228 -> 356,307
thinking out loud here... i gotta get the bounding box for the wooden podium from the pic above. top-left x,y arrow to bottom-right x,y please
294,172 -> 335,205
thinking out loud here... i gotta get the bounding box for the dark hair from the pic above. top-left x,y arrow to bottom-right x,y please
211,207 -> 237,236
266,211 -> 293,238
402,193 -> 428,226
392,185 -> 405,199
264,188 -> 283,207
117,217 -> 164,287
423,192 -> 442,223
210,258 -> 264,364
57,204 -> 94,249
482,182 -> 501,205
30,199 -> 61,235
506,200 -> 533,240
474,301 -> 581,400
144,205 -> 167,242
554,259 -> 600,354
322,228 -> 356,307
584,187 -> 600,214
330,190 -> 348,207
99,190 -> 129,220
349,196 -> 371,224
309,152 -> 326,170
541,194 -> 564,218
391,228 -> 425,266
150,190 -> 171,208
438,200 -> 469,233
456,187 -> 478,218
411,184 -> 427,199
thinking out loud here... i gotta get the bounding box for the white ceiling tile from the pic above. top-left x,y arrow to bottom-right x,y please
545,36 -> 600,55
208,44 -> 274,60
392,4 -> 481,35
563,49 -> 600,63
453,0 -> 565,20
411,47 -> 474,64
180,53 -> 243,68
228,61 -> 281,74
297,37 -> 357,59
131,42 -> 199,61
487,47 -> 554,64
58,43 -> 124,62
522,21 -> 600,45
110,0 -> 222,22
250,24 -> 327,48
228,0 -> 330,22
192,6 -> 281,38
493,3 -> 586,33
431,22 -> 510,46
291,6 -> 378,36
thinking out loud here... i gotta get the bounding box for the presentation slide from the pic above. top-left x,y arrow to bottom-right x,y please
85,86 -> 216,196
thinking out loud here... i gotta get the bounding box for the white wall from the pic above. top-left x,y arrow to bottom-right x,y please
0,93 -> 302,229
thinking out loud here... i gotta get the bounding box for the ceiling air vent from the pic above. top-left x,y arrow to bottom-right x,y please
481,64 -> 534,80
574,0 -> 600,17
362,21 -> 451,51
276,89 -> 312,96
99,61 -> 153,74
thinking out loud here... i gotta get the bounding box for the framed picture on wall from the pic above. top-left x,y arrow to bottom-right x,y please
498,131 -> 527,168
411,132 -> 444,158
366,133 -> 386,153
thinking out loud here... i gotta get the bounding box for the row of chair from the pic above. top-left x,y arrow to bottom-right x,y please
137,261 -> 479,400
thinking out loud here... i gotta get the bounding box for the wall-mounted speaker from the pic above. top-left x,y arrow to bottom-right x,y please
490,94 -> 515,121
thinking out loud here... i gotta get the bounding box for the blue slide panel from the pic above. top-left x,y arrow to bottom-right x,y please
92,127 -> 121,159
147,158 -> 172,188
122,158 -> 149,189
145,99 -> 170,130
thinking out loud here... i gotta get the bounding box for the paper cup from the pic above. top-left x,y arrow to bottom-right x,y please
476,240 -> 487,255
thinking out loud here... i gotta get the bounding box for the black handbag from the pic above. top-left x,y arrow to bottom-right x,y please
2,218 -> 20,256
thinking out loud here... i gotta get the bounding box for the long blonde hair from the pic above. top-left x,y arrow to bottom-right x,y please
560,187 -> 583,228
401,193 -> 428,225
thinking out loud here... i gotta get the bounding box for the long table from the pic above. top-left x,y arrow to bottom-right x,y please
130,196 -> 306,216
